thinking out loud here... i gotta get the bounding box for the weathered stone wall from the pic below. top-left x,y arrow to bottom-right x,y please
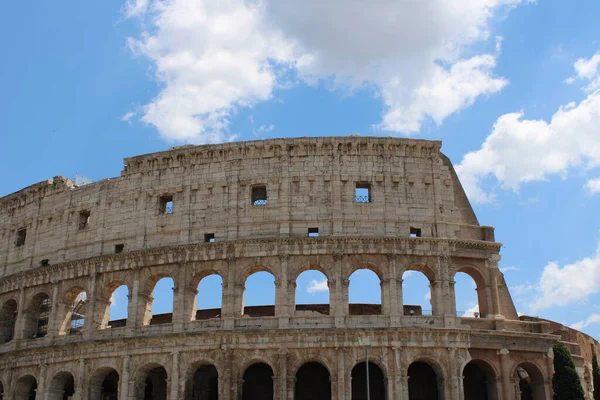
0,137 -> 492,278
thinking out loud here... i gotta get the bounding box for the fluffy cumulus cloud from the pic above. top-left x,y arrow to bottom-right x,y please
567,52 -> 600,92
571,314 -> 600,331
456,50 -> 600,203
307,279 -> 328,294
528,243 -> 600,312
585,177 -> 600,194
124,0 -> 523,143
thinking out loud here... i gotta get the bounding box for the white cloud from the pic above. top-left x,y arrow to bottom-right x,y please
462,304 -> 480,317
125,0 -> 524,143
121,111 -> 136,123
456,90 -> 600,203
424,291 -> 431,301
500,266 -> 519,273
571,314 -> 600,331
529,243 -> 600,312
570,52 -> 600,92
110,292 -> 118,308
307,279 -> 328,294
585,178 -> 600,194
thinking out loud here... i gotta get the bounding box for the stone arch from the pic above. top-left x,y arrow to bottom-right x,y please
241,265 -> 276,317
98,280 -> 130,330
348,264 -> 382,315
143,273 -> 176,325
13,374 -> 37,400
407,359 -> 443,400
89,367 -> 119,400
351,360 -> 386,400
192,270 -> 224,321
0,298 -> 18,343
401,268 -> 434,316
462,359 -> 498,400
239,264 -> 278,284
295,361 -> 331,400
184,360 -> 219,400
241,362 -> 274,400
59,286 -> 88,335
23,292 -> 51,339
291,263 -> 333,283
399,263 -> 436,283
46,371 -> 75,400
454,264 -> 490,317
135,363 -> 168,400
294,265 -> 330,316
512,361 -> 546,400
346,262 -> 385,282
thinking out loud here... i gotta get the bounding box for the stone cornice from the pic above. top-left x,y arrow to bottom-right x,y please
0,236 -> 501,291
122,136 -> 443,176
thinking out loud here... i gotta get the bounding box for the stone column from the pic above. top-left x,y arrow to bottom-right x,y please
448,280 -> 457,316
429,281 -> 442,316
74,357 -> 85,400
327,279 -> 337,318
498,349 -> 511,400
47,282 -> 60,337
341,279 -> 350,317
279,349 -> 288,400
120,355 -> 130,400
37,363 -> 47,400
487,256 -> 503,318
380,279 -> 390,316
387,254 -> 399,317
15,286 -> 26,340
128,268 -> 141,329
544,348 -> 555,400
401,376 -> 410,400
393,347 -> 402,400
337,347 -> 346,400
170,351 -> 180,400
448,348 -> 460,400
83,272 -> 98,334
332,253 -> 346,327
397,278 -> 404,317
277,254 -> 290,318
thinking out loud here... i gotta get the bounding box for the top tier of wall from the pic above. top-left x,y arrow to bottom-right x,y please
0,137 -> 493,277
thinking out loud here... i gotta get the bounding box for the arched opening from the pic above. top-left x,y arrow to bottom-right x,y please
295,270 -> 330,316
149,277 -> 175,325
138,365 -> 168,400
47,372 -> 75,400
243,271 -> 275,317
61,287 -> 88,335
104,284 -> 129,329
463,360 -> 497,400
349,269 -> 381,315
0,380 -> 4,400
241,363 -> 273,400
196,274 -> 223,320
24,293 -> 51,339
185,364 -> 218,400
454,269 -> 487,317
295,362 -> 331,400
514,363 -> 545,400
89,368 -> 119,400
0,299 -> 17,343
408,361 -> 439,400
351,361 -> 385,400
402,271 -> 432,316
14,375 -> 37,400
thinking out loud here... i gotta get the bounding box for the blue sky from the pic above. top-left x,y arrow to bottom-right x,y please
2,0 -> 600,337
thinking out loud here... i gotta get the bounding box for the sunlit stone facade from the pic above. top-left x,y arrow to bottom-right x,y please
0,136 -> 597,399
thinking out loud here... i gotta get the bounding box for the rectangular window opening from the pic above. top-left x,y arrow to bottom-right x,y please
355,183 -> 371,203
159,194 -> 174,214
78,210 -> 90,230
410,227 -> 422,238
115,244 -> 124,254
15,228 -> 26,247
308,227 -> 319,237
204,233 -> 215,243
251,185 -> 268,206
40,259 -> 49,267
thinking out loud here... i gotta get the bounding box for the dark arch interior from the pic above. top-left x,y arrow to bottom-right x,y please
0,300 -> 17,343
143,366 -> 168,400
15,376 -> 37,400
408,362 -> 439,400
242,363 -> 273,400
187,365 -> 218,400
295,362 -> 331,400
48,373 -> 75,400
463,362 -> 491,400
101,370 -> 119,400
351,362 -> 385,400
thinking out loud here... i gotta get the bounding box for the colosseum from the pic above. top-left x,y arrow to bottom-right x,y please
0,136 -> 598,400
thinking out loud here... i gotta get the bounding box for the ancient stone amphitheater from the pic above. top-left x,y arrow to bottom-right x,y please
0,136 -> 598,400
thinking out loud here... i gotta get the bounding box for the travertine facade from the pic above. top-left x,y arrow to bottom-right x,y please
0,136 -> 596,400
